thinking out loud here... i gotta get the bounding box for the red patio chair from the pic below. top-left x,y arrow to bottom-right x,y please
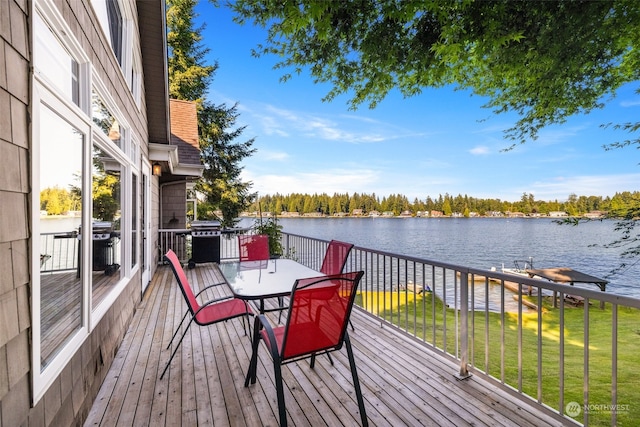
320,240 -> 354,275
239,234 -> 286,316
320,240 -> 356,330
244,271 -> 368,427
160,249 -> 253,379
238,234 -> 270,261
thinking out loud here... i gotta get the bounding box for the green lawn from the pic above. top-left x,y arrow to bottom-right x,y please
360,291 -> 640,426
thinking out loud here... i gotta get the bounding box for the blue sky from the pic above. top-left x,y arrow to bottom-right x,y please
195,3 -> 640,202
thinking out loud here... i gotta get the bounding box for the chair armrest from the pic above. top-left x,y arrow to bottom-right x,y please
253,314 -> 280,360
193,296 -> 253,320
198,294 -> 235,309
194,281 -> 227,299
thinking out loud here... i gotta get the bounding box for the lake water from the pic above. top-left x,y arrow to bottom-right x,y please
241,217 -> 640,299
43,216 -> 640,298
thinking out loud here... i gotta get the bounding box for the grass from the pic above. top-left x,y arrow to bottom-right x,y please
356,291 -> 640,426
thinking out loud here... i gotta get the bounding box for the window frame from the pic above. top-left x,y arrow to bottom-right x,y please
91,0 -> 136,96
89,79 -> 136,323
32,82 -> 93,404
32,0 -> 143,404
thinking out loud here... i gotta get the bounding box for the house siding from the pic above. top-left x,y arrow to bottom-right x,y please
0,2 -> 32,427
0,0 -> 155,425
161,181 -> 188,229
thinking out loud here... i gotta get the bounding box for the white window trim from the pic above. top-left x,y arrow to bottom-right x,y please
131,45 -> 143,109
130,167 -> 141,273
90,0 -> 136,96
32,82 -> 93,404
35,0 -> 92,115
89,77 -> 136,325
31,0 -> 95,404
32,0 -> 143,401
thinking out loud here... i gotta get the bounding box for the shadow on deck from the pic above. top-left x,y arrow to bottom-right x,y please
85,263 -> 564,426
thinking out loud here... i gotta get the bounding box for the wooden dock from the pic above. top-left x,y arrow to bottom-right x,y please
84,263 -> 565,427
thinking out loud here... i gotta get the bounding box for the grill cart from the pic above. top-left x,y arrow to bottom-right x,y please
92,221 -> 120,276
188,220 -> 221,268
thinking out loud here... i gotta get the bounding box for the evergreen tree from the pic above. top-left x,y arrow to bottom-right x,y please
167,0 -> 255,227
167,0 -> 214,101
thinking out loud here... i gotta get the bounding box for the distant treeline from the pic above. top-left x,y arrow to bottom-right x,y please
249,191 -> 640,217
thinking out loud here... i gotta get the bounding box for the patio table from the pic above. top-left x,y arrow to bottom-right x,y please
217,258 -> 324,313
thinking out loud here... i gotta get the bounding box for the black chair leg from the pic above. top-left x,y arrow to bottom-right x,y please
160,318 -> 194,379
345,333 -> 368,427
274,361 -> 287,427
245,323 -> 261,386
277,296 -> 286,323
166,311 -> 190,350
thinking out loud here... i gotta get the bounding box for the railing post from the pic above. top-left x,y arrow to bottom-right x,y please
283,234 -> 290,257
456,271 -> 472,380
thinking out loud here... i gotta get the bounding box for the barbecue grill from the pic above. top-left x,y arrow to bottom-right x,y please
188,220 -> 221,268
80,221 -> 120,276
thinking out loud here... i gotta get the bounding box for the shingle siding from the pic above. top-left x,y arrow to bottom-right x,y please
0,0 -> 158,425
0,8 -> 29,427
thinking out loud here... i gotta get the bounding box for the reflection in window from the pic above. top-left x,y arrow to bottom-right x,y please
34,12 -> 80,106
94,0 -> 123,65
39,105 -> 84,369
92,146 -> 122,306
106,0 -> 123,65
131,173 -> 137,268
92,90 -> 120,147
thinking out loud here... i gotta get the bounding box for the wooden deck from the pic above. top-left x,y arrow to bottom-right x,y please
85,263 -> 565,427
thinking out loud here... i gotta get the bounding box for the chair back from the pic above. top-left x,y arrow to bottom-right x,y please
280,271 -> 364,361
165,249 -> 201,314
320,240 -> 354,275
238,234 -> 270,261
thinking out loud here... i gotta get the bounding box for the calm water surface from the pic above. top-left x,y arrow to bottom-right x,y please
263,217 -> 640,299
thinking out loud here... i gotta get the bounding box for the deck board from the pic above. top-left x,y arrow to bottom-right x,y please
84,263 -> 566,427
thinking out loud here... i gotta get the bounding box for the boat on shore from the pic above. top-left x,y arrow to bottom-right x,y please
501,257 -> 535,278
496,257 -> 539,295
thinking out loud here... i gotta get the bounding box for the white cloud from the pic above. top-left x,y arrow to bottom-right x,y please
535,125 -> 586,146
470,146 -> 490,155
620,100 -> 640,107
244,168 -> 380,196
257,150 -> 289,161
246,103 -> 420,144
524,173 -> 640,201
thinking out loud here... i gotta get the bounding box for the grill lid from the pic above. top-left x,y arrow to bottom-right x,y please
190,220 -> 221,230
92,221 -> 112,232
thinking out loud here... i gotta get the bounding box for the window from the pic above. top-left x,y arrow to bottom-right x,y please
106,0 -> 123,65
34,12 -> 80,106
91,145 -> 123,308
130,45 -> 143,108
131,173 -> 138,269
92,0 -> 136,94
92,89 -> 121,148
33,0 -> 143,403
93,0 -> 123,65
38,104 -> 85,369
